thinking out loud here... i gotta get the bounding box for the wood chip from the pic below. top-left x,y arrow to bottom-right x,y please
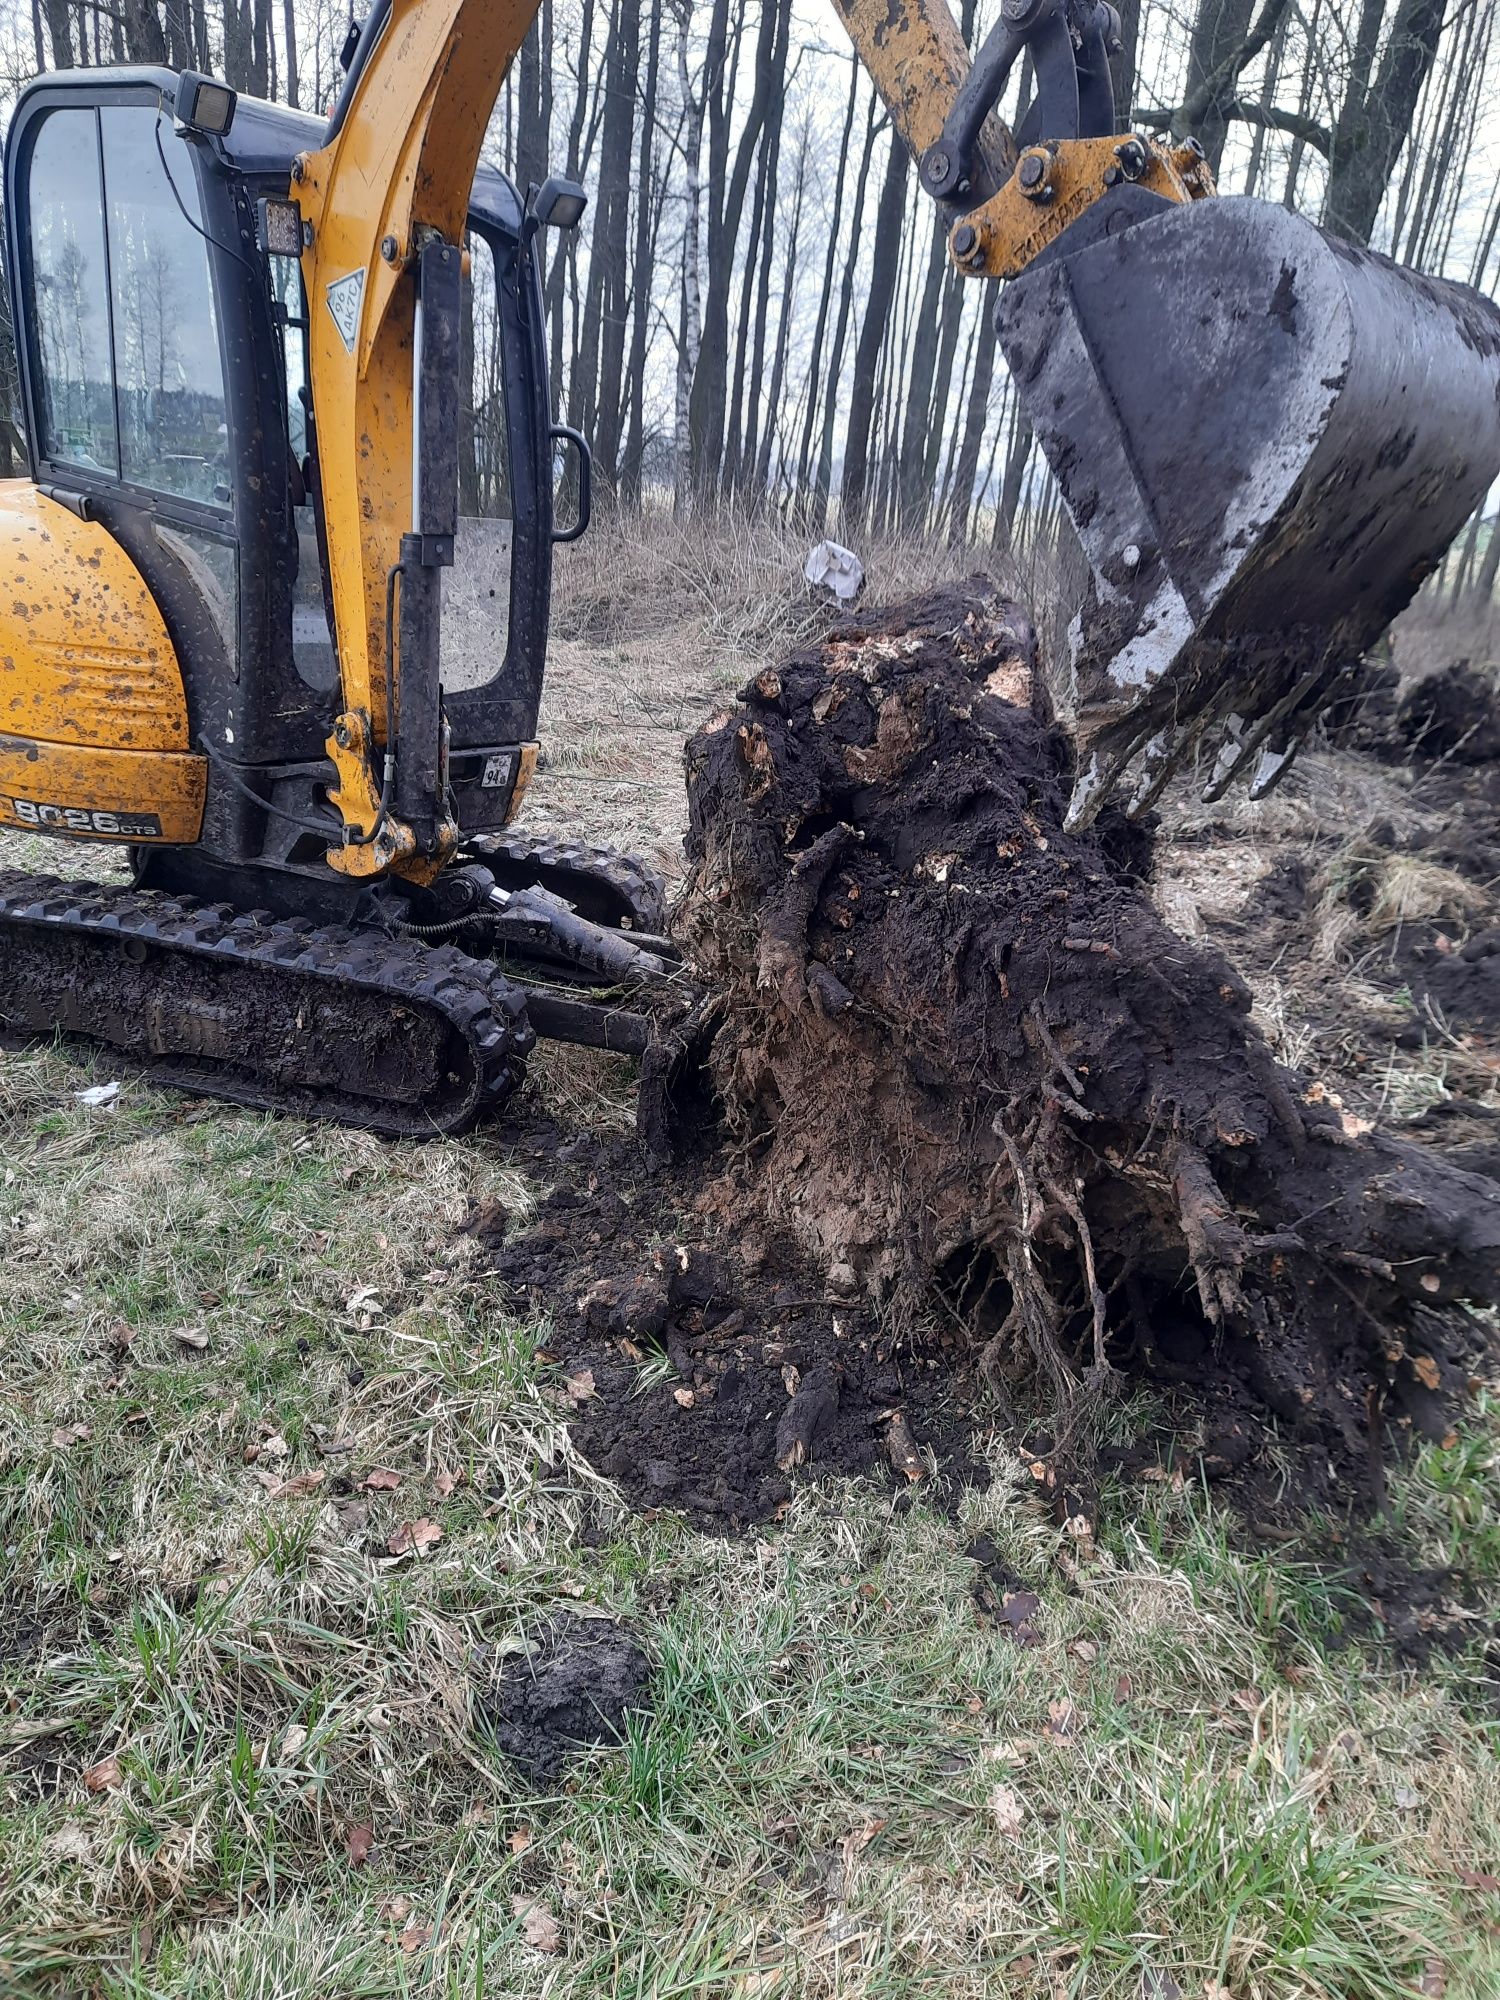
883,1411 -> 924,1481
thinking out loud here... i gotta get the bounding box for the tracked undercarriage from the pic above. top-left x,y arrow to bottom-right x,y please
0,843 -> 700,1143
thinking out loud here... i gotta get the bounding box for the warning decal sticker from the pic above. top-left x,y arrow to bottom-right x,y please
325,269 -> 365,354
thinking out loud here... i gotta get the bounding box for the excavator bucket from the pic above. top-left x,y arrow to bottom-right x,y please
995,195 -> 1500,828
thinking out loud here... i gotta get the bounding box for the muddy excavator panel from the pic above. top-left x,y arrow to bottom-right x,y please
996,197 -> 1500,827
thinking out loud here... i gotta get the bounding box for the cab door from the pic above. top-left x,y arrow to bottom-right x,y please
8,82 -> 251,763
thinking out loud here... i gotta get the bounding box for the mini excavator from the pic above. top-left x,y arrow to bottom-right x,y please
2,0 -> 1499,1134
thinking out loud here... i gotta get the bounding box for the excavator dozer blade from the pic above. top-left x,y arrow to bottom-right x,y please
995,195 -> 1500,828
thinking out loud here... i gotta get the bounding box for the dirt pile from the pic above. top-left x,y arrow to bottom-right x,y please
475,1613 -> 652,1781
674,585 -> 1500,1472
1390,661 -> 1500,765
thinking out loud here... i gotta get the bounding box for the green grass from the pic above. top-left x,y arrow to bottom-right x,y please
2,1038 -> 1499,1999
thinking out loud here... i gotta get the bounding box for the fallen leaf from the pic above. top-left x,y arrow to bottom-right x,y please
388,1518 -> 443,1557
345,1823 -> 375,1867
75,1081 -> 120,1110
507,1825 -> 532,1855
989,1784 -> 1026,1836
345,1285 -> 382,1318
1394,1786 -> 1422,1811
257,1432 -> 290,1461
83,1754 -> 123,1793
273,1470 -> 325,1500
279,1724 -> 308,1759
433,1467 -> 459,1498
1043,1699 -> 1084,1741
175,1327 -> 210,1351
398,1925 -> 433,1955
564,1369 -> 597,1405
512,1895 -> 561,1954
108,1321 -> 135,1351
378,1893 -> 413,1924
1070,1639 -> 1099,1664
1418,1958 -> 1447,1997
361,1467 -> 402,1492
43,1822 -> 95,1864
50,1423 -> 91,1449
996,1589 -> 1042,1646
1458,1869 -> 1500,1892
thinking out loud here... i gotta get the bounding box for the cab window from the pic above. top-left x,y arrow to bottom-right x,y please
27,109 -> 117,474
101,106 -> 228,506
442,228 -> 513,695
25,102 -> 229,508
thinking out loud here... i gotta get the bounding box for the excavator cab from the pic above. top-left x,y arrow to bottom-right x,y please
2,69 -> 570,913
0,49 -> 686,1140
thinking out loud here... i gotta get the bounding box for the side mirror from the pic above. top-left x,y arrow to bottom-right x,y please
527,176 -> 588,239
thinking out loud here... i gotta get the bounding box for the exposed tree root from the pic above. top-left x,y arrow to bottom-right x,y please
678,585 -> 1500,1468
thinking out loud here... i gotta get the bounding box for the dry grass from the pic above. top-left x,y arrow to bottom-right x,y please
2,513 -> 1499,1999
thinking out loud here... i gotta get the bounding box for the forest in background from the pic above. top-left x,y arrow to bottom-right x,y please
2,0 -> 1500,597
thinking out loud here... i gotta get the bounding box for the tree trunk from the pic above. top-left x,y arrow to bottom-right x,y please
688,0 -> 782,496
621,0 -> 663,505
546,0 -> 598,421
516,4 -> 553,195
755,123 -> 809,500
1183,0 -> 1257,173
795,55 -> 862,498
580,0 -> 641,490
812,101 -> 883,533
1324,0 -> 1448,245
724,2 -> 792,500
947,307 -> 999,545
119,0 -> 166,63
841,133 -> 910,535
43,0 -> 73,65
674,0 -> 708,517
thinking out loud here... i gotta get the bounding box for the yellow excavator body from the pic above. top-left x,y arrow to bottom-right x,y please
0,482 -> 204,844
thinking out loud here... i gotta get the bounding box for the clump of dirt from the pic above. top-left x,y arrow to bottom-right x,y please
476,1613 -> 653,1781
491,1138 -> 988,1529
674,583 -> 1500,1478
1391,662 -> 1500,765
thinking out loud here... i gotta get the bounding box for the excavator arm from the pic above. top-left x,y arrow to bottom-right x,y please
833,0 -> 1212,279
832,0 -> 1500,827
293,0 -> 543,881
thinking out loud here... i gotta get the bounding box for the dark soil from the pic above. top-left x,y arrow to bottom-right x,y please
475,1613 -> 653,1782
673,584 -> 1500,1488
1390,662 -> 1500,765
489,1124 -> 990,1530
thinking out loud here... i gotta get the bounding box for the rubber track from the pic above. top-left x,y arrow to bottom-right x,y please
465,830 -> 668,933
0,871 -> 534,1137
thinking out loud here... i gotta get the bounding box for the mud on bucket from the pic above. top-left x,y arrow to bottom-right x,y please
996,195 -> 1500,826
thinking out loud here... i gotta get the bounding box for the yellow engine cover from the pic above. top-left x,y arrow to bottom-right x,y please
0,481 -> 205,843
